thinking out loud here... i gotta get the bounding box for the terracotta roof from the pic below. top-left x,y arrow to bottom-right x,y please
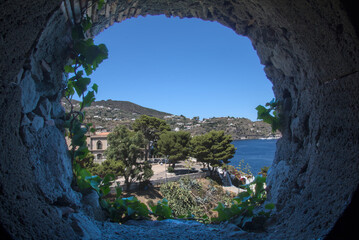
93,132 -> 110,137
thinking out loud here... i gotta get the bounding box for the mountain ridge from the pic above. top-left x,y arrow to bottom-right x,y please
61,99 -> 280,140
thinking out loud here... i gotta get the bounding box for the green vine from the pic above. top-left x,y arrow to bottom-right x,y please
62,5 -> 116,213
63,11 -> 174,223
256,98 -> 281,132
212,175 -> 275,231
64,15 -> 108,161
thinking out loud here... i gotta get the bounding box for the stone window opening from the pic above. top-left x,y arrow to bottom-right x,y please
97,140 -> 103,150
1,0 -> 358,239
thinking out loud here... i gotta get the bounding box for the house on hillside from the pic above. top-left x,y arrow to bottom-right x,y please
86,132 -> 109,163
65,132 -> 110,164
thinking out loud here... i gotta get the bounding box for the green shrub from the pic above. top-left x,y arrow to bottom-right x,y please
159,177 -> 233,219
149,198 -> 173,220
212,175 -> 275,231
160,181 -> 200,217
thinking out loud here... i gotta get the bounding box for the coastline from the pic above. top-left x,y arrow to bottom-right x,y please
233,135 -> 281,141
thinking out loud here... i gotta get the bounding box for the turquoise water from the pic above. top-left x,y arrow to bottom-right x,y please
229,139 -> 277,175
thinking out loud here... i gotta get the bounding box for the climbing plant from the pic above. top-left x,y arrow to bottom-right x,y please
62,9 -> 173,224
256,98 -> 281,132
64,16 -> 108,158
63,13 -> 109,193
212,175 -> 275,231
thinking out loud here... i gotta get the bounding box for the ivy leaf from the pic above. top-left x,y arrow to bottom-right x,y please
74,77 -> 91,97
100,186 -> 111,196
81,91 -> 95,108
153,198 -> 172,220
92,83 -> 98,93
65,81 -> 75,98
83,45 -> 102,66
64,65 -> 75,73
256,98 -> 281,132
71,25 -> 85,40
85,175 -> 102,192
127,207 -> 135,216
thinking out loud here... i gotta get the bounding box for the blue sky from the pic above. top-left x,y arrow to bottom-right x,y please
89,15 -> 274,121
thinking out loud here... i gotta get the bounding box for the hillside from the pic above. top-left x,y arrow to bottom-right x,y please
61,99 -> 280,140
91,100 -> 170,119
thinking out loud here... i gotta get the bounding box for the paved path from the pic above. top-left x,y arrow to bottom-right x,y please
114,160 -> 204,185
113,160 -> 244,195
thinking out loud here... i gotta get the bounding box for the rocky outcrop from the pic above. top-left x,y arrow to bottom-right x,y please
0,0 -> 358,239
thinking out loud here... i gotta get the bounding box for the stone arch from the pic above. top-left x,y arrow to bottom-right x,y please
1,0 -> 359,239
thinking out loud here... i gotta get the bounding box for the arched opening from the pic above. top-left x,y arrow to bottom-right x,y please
97,153 -> 102,160
86,14 -> 277,177
1,1 -> 359,239
97,140 -> 103,150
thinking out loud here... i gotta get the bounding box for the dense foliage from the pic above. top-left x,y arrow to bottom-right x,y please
190,130 -> 236,175
132,115 -> 171,160
160,177 -> 233,220
99,184 -> 173,222
157,131 -> 191,168
105,125 -> 153,190
213,175 -> 275,231
63,9 -> 109,194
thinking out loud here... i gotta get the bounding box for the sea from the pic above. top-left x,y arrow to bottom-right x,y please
228,139 -> 277,176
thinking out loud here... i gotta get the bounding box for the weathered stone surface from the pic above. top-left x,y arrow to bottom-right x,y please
27,125 -> 80,205
82,190 -> 107,221
97,219 -> 262,239
52,99 -> 66,119
31,115 -> 45,131
70,213 -> 102,239
20,71 -> 40,113
34,97 -> 52,120
1,0 -> 359,239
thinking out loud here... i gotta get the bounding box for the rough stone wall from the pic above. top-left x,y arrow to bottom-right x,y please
0,0 -> 358,239
89,1 -> 359,237
0,0 -> 70,238
1,2 -> 104,239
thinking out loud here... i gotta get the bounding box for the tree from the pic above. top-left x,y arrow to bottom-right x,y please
190,134 -> 210,168
157,131 -> 191,169
132,115 -> 171,160
105,125 -> 153,190
190,130 -> 236,175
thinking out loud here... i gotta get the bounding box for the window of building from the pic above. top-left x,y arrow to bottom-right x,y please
97,141 -> 103,150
